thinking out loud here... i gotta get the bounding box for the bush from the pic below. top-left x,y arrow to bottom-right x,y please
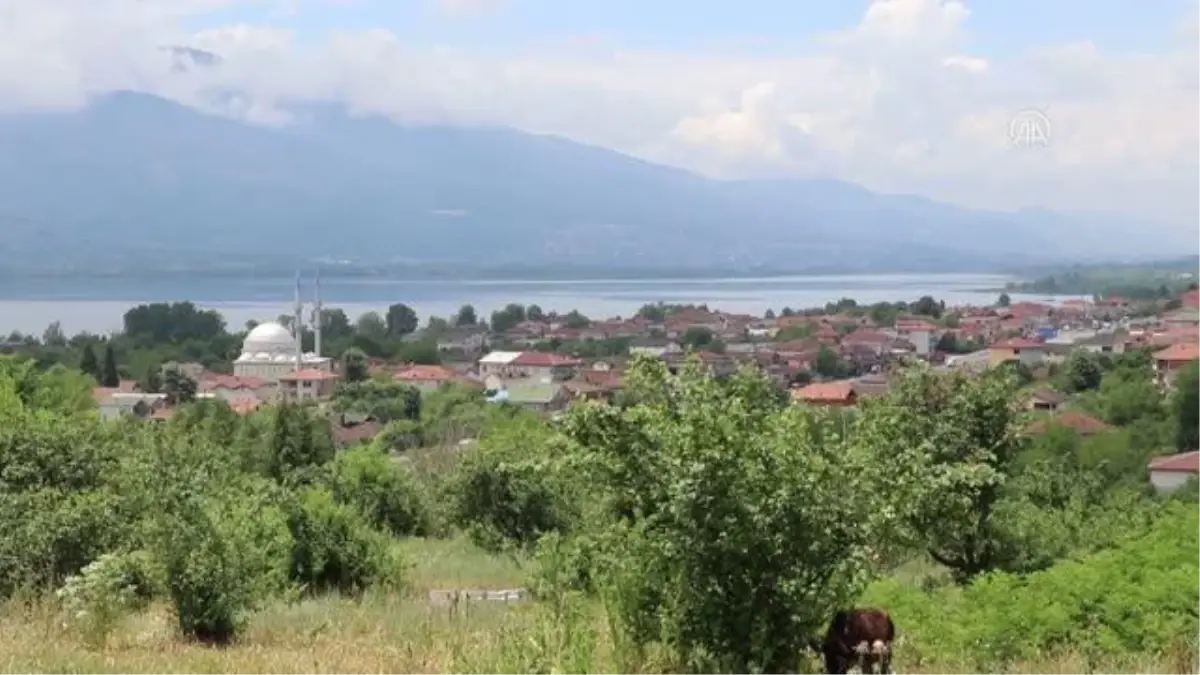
149,479 -> 293,644
286,486 -> 406,596
864,503 -> 1200,670
56,550 -> 159,649
444,416 -> 576,553
328,445 -> 432,536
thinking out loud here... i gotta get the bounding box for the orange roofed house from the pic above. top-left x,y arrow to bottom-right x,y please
791,380 -> 857,407
1147,451 -> 1199,495
278,368 -> 341,402
394,364 -> 482,393
1153,342 -> 1199,387
988,337 -> 1046,368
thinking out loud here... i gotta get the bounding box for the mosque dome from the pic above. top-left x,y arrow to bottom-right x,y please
241,322 -> 298,357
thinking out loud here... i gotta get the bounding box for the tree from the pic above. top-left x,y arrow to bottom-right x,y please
910,295 -> 943,318
489,303 -> 527,334
454,304 -> 477,327
549,356 -> 913,672
764,308 -> 776,319
79,344 -> 100,380
813,345 -> 843,378
355,312 -> 388,340
332,380 -> 421,423
385,303 -> 419,337
1174,361 -> 1199,451
679,326 -> 718,351
997,292 -> 1011,307
162,366 -> 198,405
42,321 -> 67,347
1062,350 -> 1104,393
562,309 -> 591,329
526,304 -> 545,322
867,365 -> 1028,583
321,308 -> 353,339
341,347 -> 369,383
101,344 -> 120,387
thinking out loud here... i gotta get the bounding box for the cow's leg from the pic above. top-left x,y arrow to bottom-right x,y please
825,651 -> 849,674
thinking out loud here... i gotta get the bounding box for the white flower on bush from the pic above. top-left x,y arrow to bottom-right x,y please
56,552 -> 156,648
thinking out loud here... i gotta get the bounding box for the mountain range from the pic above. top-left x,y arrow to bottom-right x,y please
0,89 -> 1188,277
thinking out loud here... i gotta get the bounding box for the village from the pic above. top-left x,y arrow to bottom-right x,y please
90,287 -> 1200,440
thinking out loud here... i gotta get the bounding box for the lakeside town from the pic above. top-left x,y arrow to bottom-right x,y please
11,283 -> 1188,474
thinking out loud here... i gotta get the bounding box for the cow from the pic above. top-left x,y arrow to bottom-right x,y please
816,608 -> 896,674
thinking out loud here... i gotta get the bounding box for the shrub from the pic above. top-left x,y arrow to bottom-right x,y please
149,479 -> 293,644
56,550 -> 159,649
328,445 -> 432,536
286,486 -> 406,596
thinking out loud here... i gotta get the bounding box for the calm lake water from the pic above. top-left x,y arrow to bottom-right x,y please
0,273 -> 1081,336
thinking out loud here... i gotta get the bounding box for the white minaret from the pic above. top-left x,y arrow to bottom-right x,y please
312,268 -> 323,360
293,270 -> 303,372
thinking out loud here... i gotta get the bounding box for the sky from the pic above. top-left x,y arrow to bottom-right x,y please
1,0 -> 1197,233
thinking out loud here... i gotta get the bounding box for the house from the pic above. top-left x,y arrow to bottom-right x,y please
850,373 -> 891,399
436,327 -> 488,354
394,364 -> 481,392
893,319 -> 940,357
791,380 -> 857,407
1027,389 -> 1066,412
509,351 -> 583,382
478,351 -> 524,379
1024,410 -> 1111,437
489,382 -> 570,413
988,337 -> 1046,367
1147,451 -> 1199,494
629,337 -> 682,358
94,389 -> 170,421
277,369 -> 340,402
1152,342 -> 1199,387
199,374 -> 277,404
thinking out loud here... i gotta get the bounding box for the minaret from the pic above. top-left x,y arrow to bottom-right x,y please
312,268 -> 323,361
293,270 -> 303,372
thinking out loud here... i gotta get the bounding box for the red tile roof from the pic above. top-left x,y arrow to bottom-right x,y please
510,351 -> 584,367
992,337 -> 1045,350
201,374 -> 269,390
1153,342 -> 1200,363
1184,289 -> 1200,309
1148,450 -> 1199,474
792,380 -> 856,403
1025,411 -> 1111,436
895,319 -> 939,332
395,364 -> 459,382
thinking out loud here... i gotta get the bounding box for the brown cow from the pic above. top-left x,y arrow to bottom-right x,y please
818,608 -> 896,674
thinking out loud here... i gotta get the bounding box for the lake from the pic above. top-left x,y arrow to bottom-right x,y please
0,273 -> 1080,335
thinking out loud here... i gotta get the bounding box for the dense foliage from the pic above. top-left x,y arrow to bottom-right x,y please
0,334 -> 1194,670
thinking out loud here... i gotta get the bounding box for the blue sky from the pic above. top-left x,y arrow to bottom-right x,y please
192,0 -> 1194,57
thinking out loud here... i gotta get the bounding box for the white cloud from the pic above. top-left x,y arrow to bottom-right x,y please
0,0 -> 1195,233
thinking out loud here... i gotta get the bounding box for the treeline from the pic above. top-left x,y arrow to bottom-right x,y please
1005,269 -> 1198,302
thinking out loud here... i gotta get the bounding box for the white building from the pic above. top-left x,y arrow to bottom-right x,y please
233,322 -> 332,381
233,272 -> 334,383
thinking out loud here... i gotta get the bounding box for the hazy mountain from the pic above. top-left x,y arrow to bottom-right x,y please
0,91 -> 1183,275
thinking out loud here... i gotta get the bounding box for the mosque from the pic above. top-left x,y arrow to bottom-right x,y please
233,272 -> 335,382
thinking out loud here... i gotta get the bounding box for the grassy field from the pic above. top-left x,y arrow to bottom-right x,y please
0,537 -> 1191,674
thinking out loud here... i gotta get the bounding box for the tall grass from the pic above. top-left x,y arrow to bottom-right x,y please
0,537 -> 1192,674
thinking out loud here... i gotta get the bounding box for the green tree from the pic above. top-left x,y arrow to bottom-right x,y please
868,365 -> 1027,582
549,356 -> 915,672
333,380 -> 421,423
267,404 -> 335,485
526,304 -> 545,321
813,345 -> 843,378
454,304 -> 478,327
1174,361 -> 1199,451
341,347 -> 369,383
385,303 -> 419,337
161,365 -> 198,405
1062,350 -> 1104,393
911,295 -> 944,318
320,308 -> 354,339
997,292 -> 1011,307
562,309 -> 591,329
79,344 -> 100,380
101,344 -> 120,387
679,326 -> 718,350
489,303 -> 527,334
355,312 -> 388,340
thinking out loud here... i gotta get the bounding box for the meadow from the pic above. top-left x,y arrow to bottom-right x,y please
2,530 -> 1195,674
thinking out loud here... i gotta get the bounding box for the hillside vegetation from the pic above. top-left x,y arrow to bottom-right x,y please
0,353 -> 1195,673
